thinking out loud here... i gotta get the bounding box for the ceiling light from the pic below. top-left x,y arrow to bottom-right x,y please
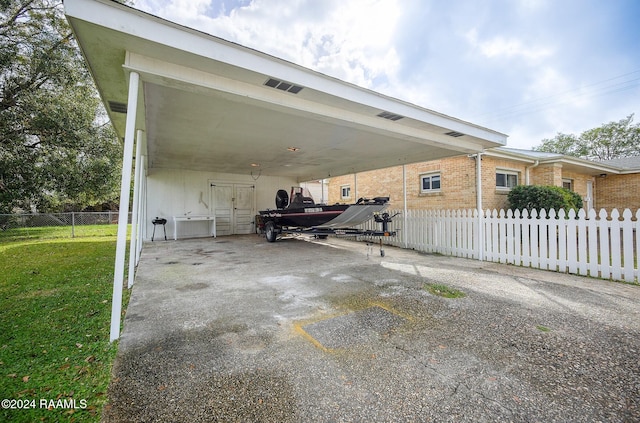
287,147 -> 300,152
250,163 -> 260,167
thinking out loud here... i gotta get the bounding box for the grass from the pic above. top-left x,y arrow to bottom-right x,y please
0,225 -> 130,422
424,283 -> 466,298
0,225 -> 118,244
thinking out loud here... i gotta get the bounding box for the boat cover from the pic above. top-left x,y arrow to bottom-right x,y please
315,204 -> 388,229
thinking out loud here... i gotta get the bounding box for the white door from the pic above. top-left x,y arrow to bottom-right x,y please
212,183 -> 233,236
211,182 -> 255,235
586,180 -> 593,211
234,184 -> 255,234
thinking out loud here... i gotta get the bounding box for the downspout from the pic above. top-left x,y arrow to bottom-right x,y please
470,152 -> 484,261
354,172 -> 358,200
525,160 -> 539,185
403,164 -> 407,248
475,153 -> 483,214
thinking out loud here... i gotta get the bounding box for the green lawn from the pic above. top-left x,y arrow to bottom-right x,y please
0,225 -> 129,422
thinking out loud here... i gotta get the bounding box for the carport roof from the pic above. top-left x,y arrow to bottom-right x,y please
64,0 -> 507,182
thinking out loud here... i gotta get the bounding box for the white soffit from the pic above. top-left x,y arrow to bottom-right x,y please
64,0 -> 507,181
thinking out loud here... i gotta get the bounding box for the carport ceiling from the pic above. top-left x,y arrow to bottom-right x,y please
65,0 -> 507,182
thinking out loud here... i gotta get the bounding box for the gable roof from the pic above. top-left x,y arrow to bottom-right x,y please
487,147 -> 631,176
598,156 -> 640,172
493,147 -> 563,159
64,0 -> 507,182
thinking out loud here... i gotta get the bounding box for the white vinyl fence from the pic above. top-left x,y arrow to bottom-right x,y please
360,208 -> 640,283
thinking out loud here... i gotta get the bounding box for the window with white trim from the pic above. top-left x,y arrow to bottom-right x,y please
341,185 -> 351,199
420,173 -> 441,193
496,170 -> 518,189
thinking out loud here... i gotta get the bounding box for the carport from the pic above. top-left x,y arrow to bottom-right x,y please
63,0 -> 507,341
99,235 -> 640,422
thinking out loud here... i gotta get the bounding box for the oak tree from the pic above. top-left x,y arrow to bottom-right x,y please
534,114 -> 640,161
0,0 -> 122,213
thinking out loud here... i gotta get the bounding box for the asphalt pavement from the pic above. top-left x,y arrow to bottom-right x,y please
101,235 -> 640,422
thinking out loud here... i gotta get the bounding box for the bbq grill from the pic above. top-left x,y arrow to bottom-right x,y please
152,217 -> 167,241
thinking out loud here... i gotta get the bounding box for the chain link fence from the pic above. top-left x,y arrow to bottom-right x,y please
0,212 -> 131,240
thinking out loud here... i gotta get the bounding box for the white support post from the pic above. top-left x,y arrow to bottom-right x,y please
127,130 -> 144,289
110,71 -> 140,342
135,159 -> 146,265
141,167 -> 147,253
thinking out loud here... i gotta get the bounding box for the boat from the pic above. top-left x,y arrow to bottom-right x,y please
258,187 -> 391,242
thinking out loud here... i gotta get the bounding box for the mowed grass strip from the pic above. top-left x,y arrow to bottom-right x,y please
0,225 -> 130,422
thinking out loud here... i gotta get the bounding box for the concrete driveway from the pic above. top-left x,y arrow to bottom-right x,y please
102,235 -> 640,422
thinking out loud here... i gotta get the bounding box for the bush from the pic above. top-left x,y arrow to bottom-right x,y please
508,185 -> 583,215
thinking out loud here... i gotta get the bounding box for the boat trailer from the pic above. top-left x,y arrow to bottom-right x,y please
261,211 -> 398,257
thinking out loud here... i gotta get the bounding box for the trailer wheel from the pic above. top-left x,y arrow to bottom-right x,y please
265,221 -> 278,242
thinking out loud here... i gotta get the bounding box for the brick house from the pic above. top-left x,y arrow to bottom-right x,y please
595,156 -> 640,212
328,147 -> 639,212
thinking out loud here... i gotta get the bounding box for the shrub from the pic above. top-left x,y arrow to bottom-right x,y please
508,185 -> 582,215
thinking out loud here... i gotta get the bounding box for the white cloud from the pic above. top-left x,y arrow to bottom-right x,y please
133,0 -> 639,150
465,28 -> 553,61
136,0 -> 402,89
137,0 -> 211,22
516,0 -> 550,13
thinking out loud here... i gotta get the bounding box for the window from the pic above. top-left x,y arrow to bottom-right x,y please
496,171 -> 518,189
562,178 -> 573,191
341,185 -> 351,199
420,173 -> 441,192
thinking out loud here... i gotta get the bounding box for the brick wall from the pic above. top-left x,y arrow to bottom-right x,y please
328,156 -> 479,209
594,173 -> 640,212
482,156 -> 526,211
558,170 -> 595,210
530,163 -> 562,186
327,174 -> 357,204
405,156 -> 477,210
327,154 -> 630,212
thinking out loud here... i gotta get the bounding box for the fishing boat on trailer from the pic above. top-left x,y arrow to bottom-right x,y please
258,187 -> 395,245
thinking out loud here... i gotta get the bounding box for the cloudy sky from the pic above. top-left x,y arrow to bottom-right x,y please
133,0 -> 639,149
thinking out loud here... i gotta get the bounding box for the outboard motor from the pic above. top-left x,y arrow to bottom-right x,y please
275,189 -> 289,209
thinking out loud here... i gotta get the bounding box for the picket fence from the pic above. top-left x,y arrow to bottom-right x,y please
359,208 -> 640,283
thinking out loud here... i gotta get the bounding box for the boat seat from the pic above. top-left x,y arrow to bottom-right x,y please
288,193 -> 315,208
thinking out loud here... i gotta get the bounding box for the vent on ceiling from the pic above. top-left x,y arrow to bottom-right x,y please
264,78 -> 304,94
108,101 -> 128,114
445,131 -> 465,138
377,111 -> 404,121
